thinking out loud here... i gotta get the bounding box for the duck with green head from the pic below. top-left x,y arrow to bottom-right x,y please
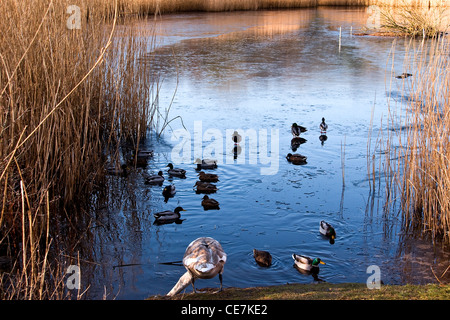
292,254 -> 325,272
319,220 -> 336,244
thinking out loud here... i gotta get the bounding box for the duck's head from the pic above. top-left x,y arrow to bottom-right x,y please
174,207 -> 186,213
166,163 -> 174,169
292,123 -> 298,127
312,258 -> 326,266
322,117 -> 325,122
202,195 -> 210,200
158,171 -> 164,176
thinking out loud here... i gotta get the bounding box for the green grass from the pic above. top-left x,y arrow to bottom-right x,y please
149,283 -> 450,300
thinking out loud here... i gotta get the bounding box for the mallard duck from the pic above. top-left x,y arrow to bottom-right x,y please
134,149 -> 153,158
292,254 -> 325,272
166,163 -> 186,178
162,184 -> 176,198
291,123 -> 307,136
286,153 -> 307,165
195,158 -> 218,170
395,72 -> 412,79
320,220 -> 336,244
253,249 -> 272,267
128,149 -> 153,167
106,164 -> 128,177
201,195 -> 220,210
232,131 -> 242,144
194,181 -> 218,194
167,237 -> 227,296
320,118 -> 328,133
144,171 -> 165,185
198,171 -> 219,182
153,206 -> 186,224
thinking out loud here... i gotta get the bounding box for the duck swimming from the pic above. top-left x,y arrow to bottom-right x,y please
162,184 -> 176,198
195,158 -> 218,170
198,171 -> 219,182
320,118 -> 328,133
166,163 -> 186,178
106,164 -> 128,177
144,171 -> 165,185
201,195 -> 220,210
194,181 -> 218,194
286,153 -> 307,165
167,237 -> 227,296
319,220 -> 336,244
153,206 -> 186,224
292,254 -> 325,272
291,123 -> 307,136
253,249 -> 272,267
396,72 -> 412,79
232,131 -> 242,144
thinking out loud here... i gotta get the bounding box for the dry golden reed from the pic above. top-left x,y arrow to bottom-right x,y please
371,36 -> 450,243
95,0 -> 447,16
0,0 -> 156,298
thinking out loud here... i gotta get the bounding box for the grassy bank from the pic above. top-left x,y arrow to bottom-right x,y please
150,283 -> 450,300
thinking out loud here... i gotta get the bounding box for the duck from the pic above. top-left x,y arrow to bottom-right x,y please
232,131 -> 242,144
194,181 -> 218,194
319,220 -> 336,244
286,153 -> 307,165
201,195 -> 220,210
292,254 -> 325,272
106,164 -> 128,177
253,249 -> 272,267
166,163 -> 186,178
198,171 -> 219,182
291,123 -> 307,136
320,118 -> 328,133
195,158 -> 218,170
395,72 -> 412,79
167,237 -> 227,296
128,149 -> 153,167
134,149 -> 153,158
153,206 -> 186,224
144,171 -> 165,185
162,184 -> 176,198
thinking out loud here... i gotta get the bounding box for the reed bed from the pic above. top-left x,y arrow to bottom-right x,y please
379,0 -> 448,37
92,0 -> 447,17
371,36 -> 450,244
0,0 -> 156,299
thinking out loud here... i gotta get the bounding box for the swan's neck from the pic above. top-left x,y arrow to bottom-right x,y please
167,271 -> 193,296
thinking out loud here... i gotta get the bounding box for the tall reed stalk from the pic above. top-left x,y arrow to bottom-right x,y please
371,36 -> 450,244
0,0 -> 157,299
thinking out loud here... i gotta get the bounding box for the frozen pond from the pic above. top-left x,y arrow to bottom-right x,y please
81,7 -> 449,299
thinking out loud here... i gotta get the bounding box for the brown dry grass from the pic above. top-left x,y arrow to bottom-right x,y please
0,0 -> 156,299
370,35 -> 450,244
